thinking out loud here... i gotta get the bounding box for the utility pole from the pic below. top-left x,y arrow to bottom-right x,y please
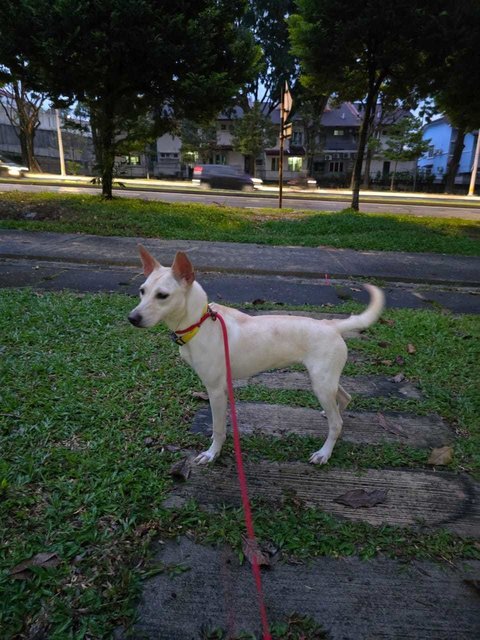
278,81 -> 292,209
468,130 -> 480,196
55,109 -> 66,176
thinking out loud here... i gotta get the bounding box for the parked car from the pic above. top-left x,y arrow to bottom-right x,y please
192,164 -> 262,191
0,157 -> 29,178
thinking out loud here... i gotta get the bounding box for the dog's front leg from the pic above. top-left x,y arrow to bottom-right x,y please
195,384 -> 227,465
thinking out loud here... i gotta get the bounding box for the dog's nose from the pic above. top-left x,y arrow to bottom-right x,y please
128,313 -> 143,327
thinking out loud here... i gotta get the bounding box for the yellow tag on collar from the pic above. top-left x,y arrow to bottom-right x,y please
171,304 -> 209,346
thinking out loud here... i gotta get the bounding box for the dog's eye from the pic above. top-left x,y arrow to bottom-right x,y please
140,287 -> 145,296
156,292 -> 169,300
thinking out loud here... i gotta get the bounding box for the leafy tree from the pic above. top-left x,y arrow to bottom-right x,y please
180,121 -> 219,164
382,116 -> 430,190
0,80 -> 46,170
420,0 -> 480,192
289,0 -> 430,210
231,102 -> 277,176
0,0 -> 259,197
294,85 -> 329,176
240,0 -> 297,112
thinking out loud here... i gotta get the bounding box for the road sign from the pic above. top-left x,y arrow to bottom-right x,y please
283,122 -> 293,139
282,81 -> 292,114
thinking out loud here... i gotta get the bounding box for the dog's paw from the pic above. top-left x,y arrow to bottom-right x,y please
309,449 -> 331,465
194,449 -> 218,465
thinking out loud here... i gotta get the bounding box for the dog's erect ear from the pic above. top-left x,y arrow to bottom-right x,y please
171,251 -> 195,285
138,244 -> 160,277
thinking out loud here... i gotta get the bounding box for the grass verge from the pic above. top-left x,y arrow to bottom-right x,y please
0,289 -> 478,638
0,191 -> 479,255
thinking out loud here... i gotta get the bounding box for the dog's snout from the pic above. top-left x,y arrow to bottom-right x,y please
128,312 -> 143,327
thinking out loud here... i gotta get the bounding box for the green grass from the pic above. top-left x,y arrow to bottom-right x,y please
0,290 -> 479,638
0,191 -> 479,254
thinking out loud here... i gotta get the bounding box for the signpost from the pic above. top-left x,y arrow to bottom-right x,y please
278,81 -> 292,209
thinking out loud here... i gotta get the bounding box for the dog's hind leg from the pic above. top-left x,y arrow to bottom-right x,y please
194,384 -> 227,465
306,363 -> 344,465
337,384 -> 351,413
310,389 -> 343,464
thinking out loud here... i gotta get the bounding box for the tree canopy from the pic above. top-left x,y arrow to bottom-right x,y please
0,0 -> 260,197
289,0 -> 434,209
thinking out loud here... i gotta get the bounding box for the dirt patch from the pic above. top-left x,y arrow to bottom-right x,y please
0,199 -> 72,221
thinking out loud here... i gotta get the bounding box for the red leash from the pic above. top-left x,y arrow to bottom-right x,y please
174,305 -> 271,638
213,310 -> 272,640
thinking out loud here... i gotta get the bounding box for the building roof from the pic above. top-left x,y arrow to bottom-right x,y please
321,102 -> 362,127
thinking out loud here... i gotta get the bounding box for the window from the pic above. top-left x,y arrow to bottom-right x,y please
333,129 -> 344,136
271,157 -> 279,171
288,156 -> 303,172
428,145 -> 435,158
329,161 -> 344,173
292,131 -> 303,145
120,154 -> 141,165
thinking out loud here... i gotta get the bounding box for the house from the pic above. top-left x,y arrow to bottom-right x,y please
356,104 -> 419,183
417,117 -> 479,185
283,101 -> 362,185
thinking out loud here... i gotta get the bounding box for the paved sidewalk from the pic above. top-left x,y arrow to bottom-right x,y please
1,229 -> 480,284
1,230 -> 479,313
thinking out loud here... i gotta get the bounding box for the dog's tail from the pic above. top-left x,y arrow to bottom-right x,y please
333,284 -> 385,334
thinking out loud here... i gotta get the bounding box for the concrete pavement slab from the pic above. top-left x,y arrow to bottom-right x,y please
120,537 -> 480,640
191,403 -> 453,448
234,371 -> 422,399
164,462 -> 480,537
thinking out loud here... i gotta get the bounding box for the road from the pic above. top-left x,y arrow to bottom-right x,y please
1,181 -> 479,219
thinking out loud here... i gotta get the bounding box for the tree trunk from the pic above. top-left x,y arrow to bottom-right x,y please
390,160 -> 398,191
90,105 -> 115,199
444,125 -> 466,193
351,87 -> 378,211
22,122 -> 42,171
363,146 -> 373,189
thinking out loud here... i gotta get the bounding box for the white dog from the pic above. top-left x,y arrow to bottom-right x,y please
128,246 -> 385,466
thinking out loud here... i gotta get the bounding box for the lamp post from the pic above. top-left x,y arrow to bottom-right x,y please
278,82 -> 292,209
55,109 -> 66,176
468,130 -> 480,196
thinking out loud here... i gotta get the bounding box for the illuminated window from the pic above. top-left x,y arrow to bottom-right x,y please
288,156 -> 303,171
333,129 -> 344,136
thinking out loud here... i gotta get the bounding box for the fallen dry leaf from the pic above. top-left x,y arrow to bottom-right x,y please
169,457 -> 192,481
377,412 -> 407,438
396,355 -> 406,366
191,391 -> 209,401
242,537 -> 271,567
407,343 -> 417,354
378,341 -> 390,348
10,552 -> 61,580
379,359 -> 393,366
390,372 -> 406,383
334,488 -> 389,509
427,446 -> 454,466
379,317 -> 396,326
